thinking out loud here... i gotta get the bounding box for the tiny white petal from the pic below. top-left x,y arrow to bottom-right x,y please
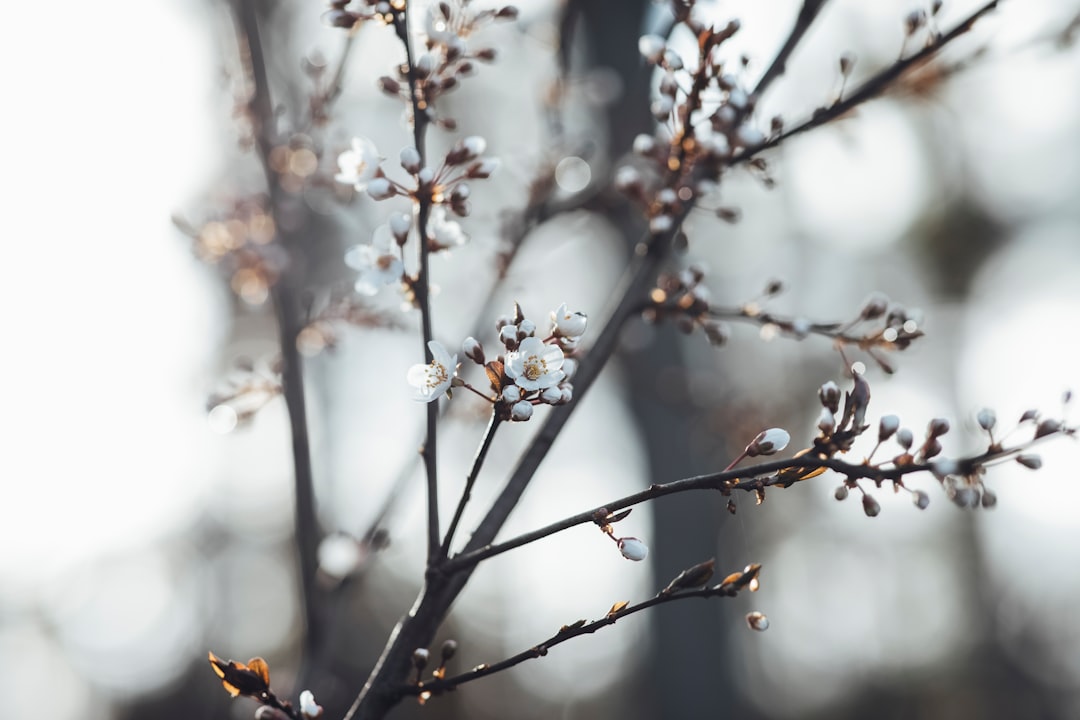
618,537 -> 649,561
511,399 -> 533,421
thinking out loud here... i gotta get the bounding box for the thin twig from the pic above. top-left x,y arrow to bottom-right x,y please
405,568 -> 758,695
440,414 -> 502,558
731,0 -> 1002,166
753,0 -> 831,97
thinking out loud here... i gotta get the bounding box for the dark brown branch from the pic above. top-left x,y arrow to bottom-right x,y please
232,0 -> 323,653
392,1 -> 441,566
752,0 -> 831,97
732,0 -> 1001,165
405,565 -> 759,695
440,414 -> 502,558
445,430 -> 1064,572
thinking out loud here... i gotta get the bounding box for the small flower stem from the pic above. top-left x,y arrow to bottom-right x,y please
393,0 -> 440,566
440,414 -> 502,558
722,449 -> 749,472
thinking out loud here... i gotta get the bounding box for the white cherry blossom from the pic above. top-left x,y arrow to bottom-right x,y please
345,223 -> 403,296
335,137 -> 381,191
407,341 -> 457,402
504,337 -> 565,392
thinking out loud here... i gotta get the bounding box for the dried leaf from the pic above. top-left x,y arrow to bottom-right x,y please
605,508 -> 633,524
484,361 -> 504,391
208,651 -> 271,698
607,601 -> 630,617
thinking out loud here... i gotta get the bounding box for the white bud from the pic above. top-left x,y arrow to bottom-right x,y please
977,408 -> 997,432
415,53 -> 437,77
662,49 -> 683,70
299,690 -> 323,719
878,414 -> 900,442
818,407 -> 836,435
748,427 -> 790,456
499,324 -> 518,347
728,88 -> 748,110
389,212 -> 412,241
896,427 -> 914,449
511,399 -> 533,421
561,357 -> 577,381
366,177 -> 396,201
651,95 -> 675,119
614,166 -> 642,192
633,133 -> 656,155
517,319 -> 535,337
540,386 -> 562,404
462,336 -> 484,364
502,385 -> 521,404
638,34 -> 666,63
468,157 -> 500,178
912,490 -> 930,510
617,536 -> 649,561
400,146 -> 422,173
736,125 -> 764,148
462,135 -> 487,158
418,167 -> 435,185
560,385 -> 574,404
649,214 -> 674,234
745,611 -> 769,631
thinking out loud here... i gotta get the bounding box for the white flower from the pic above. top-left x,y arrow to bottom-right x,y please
429,206 -> 468,247
407,341 -> 457,402
299,690 -> 323,719
551,303 -> 587,338
618,536 -> 649,561
335,137 -> 381,190
748,427 -> 790,456
504,337 -> 565,392
345,224 -> 403,296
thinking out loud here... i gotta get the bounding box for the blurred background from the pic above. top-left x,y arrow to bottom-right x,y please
4,0 -> 1080,718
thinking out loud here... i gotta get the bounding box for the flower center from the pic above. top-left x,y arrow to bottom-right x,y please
376,255 -> 396,271
523,356 -> 545,381
426,361 -> 448,387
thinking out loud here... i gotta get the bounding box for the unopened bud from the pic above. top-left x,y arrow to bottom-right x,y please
366,177 -> 397,201
440,639 -> 458,662
818,381 -> 841,413
299,690 -> 323,719
896,427 -> 914,449
818,408 -> 836,435
834,484 -> 849,501
638,34 -> 666,63
617,536 -> 649,561
747,428 -> 790,457
839,52 -> 856,76
912,490 -> 930,510
878,415 -> 900,442
540,386 -> 562,405
862,493 -> 881,517
1035,418 -> 1062,438
412,648 -> 430,670
860,291 -> 889,320
462,336 -> 484,364
745,611 -> 769,631
400,146 -> 421,174
927,417 -> 950,437
703,320 -> 730,347
981,489 -> 998,508
511,400 -> 533,422
976,408 -> 996,432
1016,454 -> 1042,470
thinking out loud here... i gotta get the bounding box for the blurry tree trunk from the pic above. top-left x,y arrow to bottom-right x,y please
567,1 -> 747,717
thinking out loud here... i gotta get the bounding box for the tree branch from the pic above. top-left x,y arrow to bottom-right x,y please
392,1 -> 441,566
405,563 -> 760,696
752,0 -> 831,97
440,414 -> 502,558
445,428 -> 1068,572
732,0 -> 1002,166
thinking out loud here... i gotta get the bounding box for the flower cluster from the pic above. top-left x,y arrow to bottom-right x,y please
615,4 -> 773,236
335,135 -> 498,297
377,1 -> 518,130
408,303 -> 587,417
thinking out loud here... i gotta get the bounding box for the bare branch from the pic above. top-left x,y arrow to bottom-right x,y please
405,563 -> 761,696
753,0 -> 831,97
